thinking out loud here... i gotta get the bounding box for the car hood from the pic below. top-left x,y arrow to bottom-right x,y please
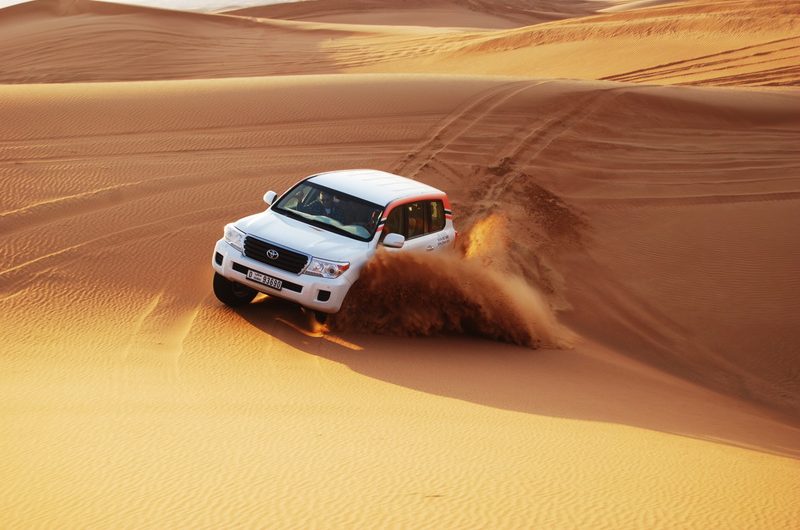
235,210 -> 370,262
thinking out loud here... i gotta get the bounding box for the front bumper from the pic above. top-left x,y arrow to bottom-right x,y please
212,239 -> 353,313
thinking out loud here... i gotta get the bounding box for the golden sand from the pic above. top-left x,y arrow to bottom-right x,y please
1,1 -> 799,527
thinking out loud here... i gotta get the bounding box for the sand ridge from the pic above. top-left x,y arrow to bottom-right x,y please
226,0 -> 606,28
2,0 -> 800,527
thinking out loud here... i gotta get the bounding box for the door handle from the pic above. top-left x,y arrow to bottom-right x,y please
426,245 -> 435,251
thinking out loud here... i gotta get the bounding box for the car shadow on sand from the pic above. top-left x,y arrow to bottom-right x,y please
234,296 -> 800,458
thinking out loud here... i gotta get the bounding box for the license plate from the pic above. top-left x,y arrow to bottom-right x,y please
246,269 -> 282,291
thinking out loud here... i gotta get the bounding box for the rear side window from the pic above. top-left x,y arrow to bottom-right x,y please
381,199 -> 447,241
430,200 -> 445,232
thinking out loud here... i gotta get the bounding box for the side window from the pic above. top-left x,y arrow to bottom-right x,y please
429,200 -> 445,232
381,206 -> 404,241
406,201 -> 426,239
381,199 -> 447,242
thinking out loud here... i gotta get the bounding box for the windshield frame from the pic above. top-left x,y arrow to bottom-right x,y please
271,180 -> 385,242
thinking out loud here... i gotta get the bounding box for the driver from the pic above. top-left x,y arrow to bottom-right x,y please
307,189 -> 338,219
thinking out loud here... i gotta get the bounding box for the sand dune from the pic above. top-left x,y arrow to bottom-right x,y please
2,0 -> 800,527
227,0 -> 605,28
0,0 -> 369,83
337,0 -> 800,86
0,0 -> 449,83
2,74 -> 799,528
2,0 -> 797,85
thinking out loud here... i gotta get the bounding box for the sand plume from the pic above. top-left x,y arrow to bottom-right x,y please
331,214 -> 574,348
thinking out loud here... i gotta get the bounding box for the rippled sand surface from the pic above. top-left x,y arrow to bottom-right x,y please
2,1 -> 799,527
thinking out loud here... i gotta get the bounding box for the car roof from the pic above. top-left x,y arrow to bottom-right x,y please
306,169 -> 445,206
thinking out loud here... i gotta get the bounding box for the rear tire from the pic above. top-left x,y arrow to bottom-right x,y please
213,272 -> 257,307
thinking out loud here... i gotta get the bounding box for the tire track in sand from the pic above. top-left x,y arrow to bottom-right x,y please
391,80 -> 541,179
120,283 -> 207,383
601,37 -> 800,85
481,87 -> 622,205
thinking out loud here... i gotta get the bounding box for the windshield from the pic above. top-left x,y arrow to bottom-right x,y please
272,181 -> 384,242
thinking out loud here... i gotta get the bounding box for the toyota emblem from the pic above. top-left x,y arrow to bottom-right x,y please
266,249 -> 279,260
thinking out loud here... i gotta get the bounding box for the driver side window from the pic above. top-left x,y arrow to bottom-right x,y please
381,205 -> 404,241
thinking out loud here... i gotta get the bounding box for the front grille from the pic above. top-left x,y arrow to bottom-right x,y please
243,236 -> 309,274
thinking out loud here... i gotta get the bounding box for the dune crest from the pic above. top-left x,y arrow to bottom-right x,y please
227,0 -> 605,28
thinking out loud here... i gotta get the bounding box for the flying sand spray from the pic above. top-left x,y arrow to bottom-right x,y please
329,214 -> 575,348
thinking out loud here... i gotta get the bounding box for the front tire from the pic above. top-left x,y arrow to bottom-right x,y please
213,272 -> 257,307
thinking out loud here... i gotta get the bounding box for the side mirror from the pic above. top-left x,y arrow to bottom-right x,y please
383,233 -> 405,248
263,190 -> 277,206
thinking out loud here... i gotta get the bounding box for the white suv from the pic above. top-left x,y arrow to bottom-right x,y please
212,169 -> 457,316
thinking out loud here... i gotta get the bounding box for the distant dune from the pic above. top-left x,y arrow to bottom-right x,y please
2,0 -> 799,528
334,0 -> 799,86
0,0 -> 357,83
226,0 -> 605,28
1,0 -> 796,85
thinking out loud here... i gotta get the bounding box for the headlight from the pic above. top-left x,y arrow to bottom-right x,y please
305,257 -> 350,279
224,224 -> 245,252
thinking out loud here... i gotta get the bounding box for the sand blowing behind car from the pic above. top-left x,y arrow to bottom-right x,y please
212,169 -> 457,318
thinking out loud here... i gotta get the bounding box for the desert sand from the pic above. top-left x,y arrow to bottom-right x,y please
1,0 -> 799,528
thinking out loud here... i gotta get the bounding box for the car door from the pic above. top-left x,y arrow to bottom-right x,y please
380,199 -> 447,252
